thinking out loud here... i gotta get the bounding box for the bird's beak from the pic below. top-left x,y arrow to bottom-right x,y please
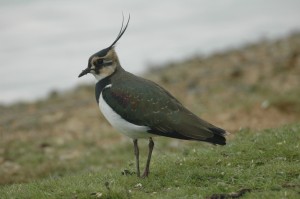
78,67 -> 90,78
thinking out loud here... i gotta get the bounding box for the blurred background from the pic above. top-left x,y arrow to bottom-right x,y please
0,0 -> 300,104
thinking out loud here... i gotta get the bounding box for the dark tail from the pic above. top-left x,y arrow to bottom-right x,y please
205,127 -> 227,145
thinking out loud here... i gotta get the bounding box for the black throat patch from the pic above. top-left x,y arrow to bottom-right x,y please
95,77 -> 111,103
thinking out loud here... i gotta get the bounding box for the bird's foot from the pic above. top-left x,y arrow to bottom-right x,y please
141,170 -> 149,178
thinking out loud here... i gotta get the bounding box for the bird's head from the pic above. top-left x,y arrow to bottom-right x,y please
78,15 -> 130,81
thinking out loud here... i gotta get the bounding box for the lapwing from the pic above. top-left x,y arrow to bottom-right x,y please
78,15 -> 227,178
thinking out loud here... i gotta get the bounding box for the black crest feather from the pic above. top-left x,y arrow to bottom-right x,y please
108,14 -> 130,49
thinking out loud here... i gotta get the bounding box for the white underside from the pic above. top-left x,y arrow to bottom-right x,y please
99,85 -> 154,139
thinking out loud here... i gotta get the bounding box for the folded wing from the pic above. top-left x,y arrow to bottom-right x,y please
103,75 -> 226,145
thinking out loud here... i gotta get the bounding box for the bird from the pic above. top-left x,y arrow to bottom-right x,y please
78,15 -> 227,178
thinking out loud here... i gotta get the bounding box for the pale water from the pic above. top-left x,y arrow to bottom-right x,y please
0,0 -> 299,104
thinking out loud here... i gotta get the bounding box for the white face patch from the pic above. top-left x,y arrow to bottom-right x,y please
103,60 -> 113,65
92,73 -> 108,82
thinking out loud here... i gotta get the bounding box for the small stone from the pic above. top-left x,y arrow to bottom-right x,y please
261,100 -> 270,109
91,192 -> 103,198
95,193 -> 102,198
134,183 -> 143,188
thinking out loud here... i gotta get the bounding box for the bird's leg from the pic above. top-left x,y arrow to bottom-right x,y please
142,137 -> 154,178
133,139 -> 140,177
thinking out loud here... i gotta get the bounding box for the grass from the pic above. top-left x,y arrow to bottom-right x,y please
0,124 -> 299,199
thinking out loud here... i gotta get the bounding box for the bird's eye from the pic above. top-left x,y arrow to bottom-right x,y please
95,59 -> 103,67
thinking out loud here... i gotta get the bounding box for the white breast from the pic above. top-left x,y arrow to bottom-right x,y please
99,84 -> 153,139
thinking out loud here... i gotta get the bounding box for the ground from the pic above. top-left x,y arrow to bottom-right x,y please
0,33 -> 299,198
